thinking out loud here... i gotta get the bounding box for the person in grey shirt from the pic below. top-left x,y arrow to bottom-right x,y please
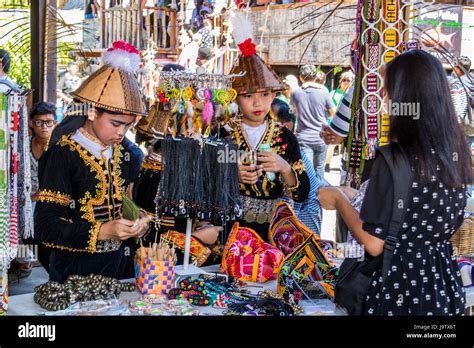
291,64 -> 336,177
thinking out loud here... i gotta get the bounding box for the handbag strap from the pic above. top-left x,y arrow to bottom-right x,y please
377,143 -> 414,284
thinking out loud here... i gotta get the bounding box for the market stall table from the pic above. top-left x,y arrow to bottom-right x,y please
7,265 -> 344,316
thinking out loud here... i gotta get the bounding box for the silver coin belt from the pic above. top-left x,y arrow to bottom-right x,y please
240,195 -> 281,225
96,240 -> 122,253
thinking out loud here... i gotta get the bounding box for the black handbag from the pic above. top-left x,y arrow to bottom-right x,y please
334,143 -> 413,315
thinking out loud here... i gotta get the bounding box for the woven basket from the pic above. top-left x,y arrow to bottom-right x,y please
134,256 -> 175,295
451,216 -> 474,257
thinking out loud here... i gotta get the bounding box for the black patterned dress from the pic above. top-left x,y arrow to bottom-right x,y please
360,151 -> 467,315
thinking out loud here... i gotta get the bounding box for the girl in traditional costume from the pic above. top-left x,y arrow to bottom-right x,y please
217,14 -> 310,241
35,41 -> 151,282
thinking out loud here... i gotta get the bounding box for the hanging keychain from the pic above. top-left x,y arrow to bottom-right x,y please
202,89 -> 214,130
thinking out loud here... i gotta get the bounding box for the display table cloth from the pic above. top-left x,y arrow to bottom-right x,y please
7,265 -> 344,316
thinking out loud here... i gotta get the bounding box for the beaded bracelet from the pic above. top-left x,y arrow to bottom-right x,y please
187,293 -> 210,306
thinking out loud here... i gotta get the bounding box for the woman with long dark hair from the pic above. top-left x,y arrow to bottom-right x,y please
318,49 -> 472,315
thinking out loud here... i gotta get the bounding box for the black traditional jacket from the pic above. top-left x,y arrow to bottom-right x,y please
35,133 -> 129,254
217,116 -> 310,202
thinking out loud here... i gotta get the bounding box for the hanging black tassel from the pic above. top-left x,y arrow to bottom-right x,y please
156,135 -> 241,226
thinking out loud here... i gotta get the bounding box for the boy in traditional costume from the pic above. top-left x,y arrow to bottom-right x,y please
35,41 -> 151,282
217,15 -> 310,241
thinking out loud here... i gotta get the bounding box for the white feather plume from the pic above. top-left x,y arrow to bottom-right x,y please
230,12 -> 255,46
103,49 -> 140,74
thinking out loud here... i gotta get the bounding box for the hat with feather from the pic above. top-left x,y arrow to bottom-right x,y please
71,40 -> 146,117
230,13 -> 286,95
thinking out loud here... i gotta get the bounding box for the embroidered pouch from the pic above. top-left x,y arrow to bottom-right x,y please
161,230 -> 212,267
220,223 -> 284,282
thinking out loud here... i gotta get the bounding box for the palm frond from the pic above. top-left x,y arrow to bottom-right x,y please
295,0 -> 345,65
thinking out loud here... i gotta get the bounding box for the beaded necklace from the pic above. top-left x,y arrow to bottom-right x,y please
78,127 -> 109,149
34,274 -> 136,311
17,94 -> 33,240
0,95 -> 8,313
8,95 -> 19,261
21,94 -> 34,240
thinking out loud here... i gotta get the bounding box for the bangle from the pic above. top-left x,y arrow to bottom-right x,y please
187,293 -> 210,306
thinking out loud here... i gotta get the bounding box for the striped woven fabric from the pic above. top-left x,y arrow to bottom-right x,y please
221,223 -> 284,283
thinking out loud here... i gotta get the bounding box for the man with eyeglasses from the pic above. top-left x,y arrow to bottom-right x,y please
29,103 -> 56,271
9,102 -> 57,281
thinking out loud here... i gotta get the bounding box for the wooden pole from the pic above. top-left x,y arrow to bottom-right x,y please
45,0 -> 57,104
30,0 -> 46,104
170,9 -> 176,50
100,0 -> 105,48
178,0 -> 186,54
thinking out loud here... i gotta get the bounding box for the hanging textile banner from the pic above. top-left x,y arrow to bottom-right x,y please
345,0 -> 407,189
0,94 -> 8,314
0,93 -> 31,314
380,0 -> 401,146
8,95 -> 19,262
345,0 -> 382,189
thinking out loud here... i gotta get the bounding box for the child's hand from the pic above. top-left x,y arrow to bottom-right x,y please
98,219 -> 139,240
193,225 -> 223,245
257,151 -> 291,175
238,161 -> 263,184
320,125 -> 344,145
98,215 -> 151,241
130,214 -> 152,237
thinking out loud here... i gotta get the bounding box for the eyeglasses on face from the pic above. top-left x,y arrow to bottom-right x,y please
32,120 -> 56,127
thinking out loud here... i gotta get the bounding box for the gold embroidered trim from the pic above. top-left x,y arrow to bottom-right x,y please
286,167 -> 300,192
112,144 -> 124,202
59,135 -> 123,251
36,190 -> 71,206
44,221 -> 103,253
78,127 -> 108,148
233,116 -> 276,158
88,221 -> 102,252
292,159 -> 305,175
139,208 -> 156,217
234,117 -> 277,196
60,135 -> 124,223
61,137 -> 108,223
141,158 -> 161,171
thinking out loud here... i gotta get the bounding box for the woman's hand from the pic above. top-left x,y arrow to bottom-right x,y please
257,151 -> 291,175
338,186 -> 358,200
317,187 -> 344,210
